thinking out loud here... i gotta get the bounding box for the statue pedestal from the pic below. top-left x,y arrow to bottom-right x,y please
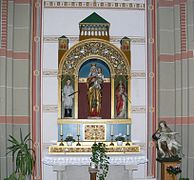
161,161 -> 181,180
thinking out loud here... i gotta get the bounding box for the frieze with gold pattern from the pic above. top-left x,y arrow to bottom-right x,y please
49,142 -> 140,154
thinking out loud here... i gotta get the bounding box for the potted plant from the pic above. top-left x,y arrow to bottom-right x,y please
90,142 -> 110,180
4,129 -> 35,180
115,133 -> 126,146
65,135 -> 75,146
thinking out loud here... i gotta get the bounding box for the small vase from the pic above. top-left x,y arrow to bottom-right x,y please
67,141 -> 73,146
117,141 -> 123,146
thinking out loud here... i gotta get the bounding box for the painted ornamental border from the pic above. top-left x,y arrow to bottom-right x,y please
44,1 -> 145,10
44,35 -> 145,44
42,105 -> 146,113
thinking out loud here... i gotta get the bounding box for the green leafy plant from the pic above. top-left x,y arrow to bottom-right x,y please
91,143 -> 110,180
64,135 -> 76,142
115,133 -> 126,142
4,129 -> 35,180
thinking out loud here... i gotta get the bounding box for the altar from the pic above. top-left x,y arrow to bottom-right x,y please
44,12 -> 146,180
42,149 -> 147,180
56,12 -> 133,145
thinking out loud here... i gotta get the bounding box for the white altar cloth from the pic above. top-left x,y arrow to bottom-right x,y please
43,152 -> 147,166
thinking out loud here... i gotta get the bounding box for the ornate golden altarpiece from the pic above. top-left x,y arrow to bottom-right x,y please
49,12 -> 140,154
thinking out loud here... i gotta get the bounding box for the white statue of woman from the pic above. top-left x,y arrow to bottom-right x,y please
153,121 -> 183,160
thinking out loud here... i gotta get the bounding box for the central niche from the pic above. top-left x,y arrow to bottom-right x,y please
78,59 -> 111,119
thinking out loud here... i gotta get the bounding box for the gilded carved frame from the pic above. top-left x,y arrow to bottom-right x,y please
58,38 -> 131,124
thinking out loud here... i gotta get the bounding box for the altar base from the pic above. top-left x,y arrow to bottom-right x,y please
43,149 -> 147,180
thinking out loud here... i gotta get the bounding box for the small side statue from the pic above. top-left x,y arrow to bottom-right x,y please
63,79 -> 74,117
152,121 -> 183,162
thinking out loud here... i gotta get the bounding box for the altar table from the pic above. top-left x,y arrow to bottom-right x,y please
42,150 -> 147,180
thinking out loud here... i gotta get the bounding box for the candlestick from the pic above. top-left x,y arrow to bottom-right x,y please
125,134 -> 130,146
77,124 -> 80,135
110,135 -> 114,146
127,124 -> 130,136
110,125 -> 114,136
59,134 -> 64,146
76,135 -> 81,146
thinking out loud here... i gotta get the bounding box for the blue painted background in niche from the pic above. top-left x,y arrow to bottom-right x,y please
58,124 -> 131,142
58,124 -> 84,142
79,59 -> 110,78
106,124 -> 131,141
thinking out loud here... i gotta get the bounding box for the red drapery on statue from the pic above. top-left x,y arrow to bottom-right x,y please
78,83 -> 111,119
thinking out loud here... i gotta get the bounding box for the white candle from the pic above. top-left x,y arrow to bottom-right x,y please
60,124 -> 63,135
77,124 -> 80,135
127,124 -> 130,135
110,125 -> 114,135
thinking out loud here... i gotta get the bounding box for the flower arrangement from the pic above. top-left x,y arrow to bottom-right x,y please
166,166 -> 182,176
65,135 -> 76,142
115,133 -> 126,142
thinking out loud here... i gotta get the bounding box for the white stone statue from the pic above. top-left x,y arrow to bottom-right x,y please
63,79 -> 74,117
152,121 -> 183,161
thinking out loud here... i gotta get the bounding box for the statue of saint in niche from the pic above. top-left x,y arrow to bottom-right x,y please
115,80 -> 127,118
62,79 -> 74,117
87,64 -> 104,117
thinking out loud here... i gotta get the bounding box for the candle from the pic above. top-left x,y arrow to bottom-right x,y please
60,124 -> 63,135
110,125 -> 114,136
77,124 -> 80,135
127,124 -> 130,135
